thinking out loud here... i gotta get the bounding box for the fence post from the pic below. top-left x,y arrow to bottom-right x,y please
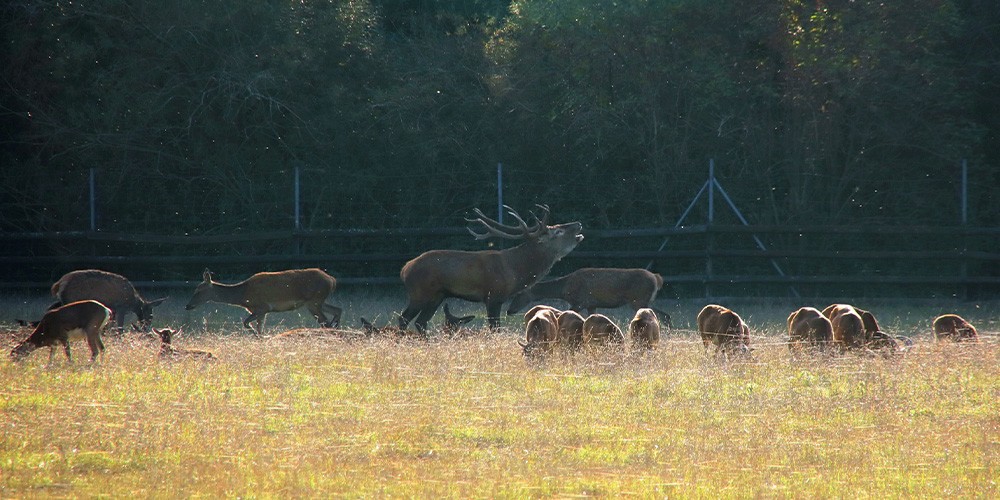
293,165 -> 302,255
89,168 -> 97,232
497,162 -> 504,225
705,159 -> 715,298
961,159 -> 969,299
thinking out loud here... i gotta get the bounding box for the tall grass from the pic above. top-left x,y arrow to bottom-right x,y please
1,292 -> 997,497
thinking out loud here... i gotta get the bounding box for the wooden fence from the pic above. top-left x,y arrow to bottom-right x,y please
1,225 -> 998,299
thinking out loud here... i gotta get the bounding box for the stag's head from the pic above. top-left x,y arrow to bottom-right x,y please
466,204 -> 583,258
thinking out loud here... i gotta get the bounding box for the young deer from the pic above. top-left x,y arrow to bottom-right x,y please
155,328 -> 216,361
10,300 -> 112,363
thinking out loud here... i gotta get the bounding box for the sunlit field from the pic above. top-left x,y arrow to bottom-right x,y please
1,290 -> 998,497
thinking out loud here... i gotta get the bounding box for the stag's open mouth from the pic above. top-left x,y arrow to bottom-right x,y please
575,234 -> 585,243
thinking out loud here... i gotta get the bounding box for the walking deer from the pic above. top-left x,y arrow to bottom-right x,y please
50,269 -> 166,330
398,205 -> 583,332
186,268 -> 342,335
10,300 -> 112,363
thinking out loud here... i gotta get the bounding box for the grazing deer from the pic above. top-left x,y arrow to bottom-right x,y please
50,269 -> 166,330
556,310 -> 586,350
697,304 -> 752,360
155,328 -> 216,361
821,304 -> 899,354
519,307 -> 559,358
628,308 -> 661,351
360,302 -> 475,337
787,306 -> 833,355
398,205 -> 583,332
822,304 -> 868,353
186,268 -> 342,335
932,314 -> 979,342
506,268 -> 669,321
581,314 -> 625,347
10,300 -> 112,363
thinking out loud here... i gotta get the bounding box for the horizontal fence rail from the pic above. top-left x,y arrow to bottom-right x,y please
1,225 -> 998,299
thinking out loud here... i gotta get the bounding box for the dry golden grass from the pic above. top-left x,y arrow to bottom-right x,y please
1,297 -> 998,497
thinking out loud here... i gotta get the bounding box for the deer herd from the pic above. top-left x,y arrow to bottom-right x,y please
5,206 -> 986,365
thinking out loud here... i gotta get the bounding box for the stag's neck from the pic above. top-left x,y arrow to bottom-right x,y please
208,281 -> 250,306
502,242 -> 567,291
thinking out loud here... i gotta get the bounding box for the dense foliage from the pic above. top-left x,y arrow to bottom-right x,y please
2,0 -> 998,234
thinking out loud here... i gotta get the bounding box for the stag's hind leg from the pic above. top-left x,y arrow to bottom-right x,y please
322,303 -> 342,327
86,330 -> 105,362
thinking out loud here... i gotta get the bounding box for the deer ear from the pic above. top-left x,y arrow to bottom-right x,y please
202,269 -> 213,282
149,297 -> 168,307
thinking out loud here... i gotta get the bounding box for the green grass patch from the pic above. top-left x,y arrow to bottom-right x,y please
0,294 -> 997,496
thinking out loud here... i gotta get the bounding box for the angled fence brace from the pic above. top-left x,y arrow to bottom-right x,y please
647,160 -> 800,298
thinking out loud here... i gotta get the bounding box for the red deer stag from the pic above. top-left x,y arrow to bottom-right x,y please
156,328 -> 216,361
10,300 -> 112,363
398,205 -> 583,333
506,268 -> 670,321
628,308 -> 661,351
582,314 -> 625,347
932,314 -> 979,342
186,268 -> 342,335
697,304 -> 752,360
50,269 -> 166,330
787,307 -> 833,355
520,307 -> 559,358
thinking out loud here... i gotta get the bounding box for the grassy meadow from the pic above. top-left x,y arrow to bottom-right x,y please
1,290 -> 998,497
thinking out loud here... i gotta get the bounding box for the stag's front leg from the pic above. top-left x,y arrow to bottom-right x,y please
485,301 -> 504,330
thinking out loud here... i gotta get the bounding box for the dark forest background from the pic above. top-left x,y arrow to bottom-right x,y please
2,0 -> 998,236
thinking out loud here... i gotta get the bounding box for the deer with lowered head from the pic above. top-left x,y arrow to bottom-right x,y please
360,303 -> 475,338
398,205 -> 583,333
49,269 -> 166,331
10,300 -> 112,363
628,308 -> 661,351
186,268 -> 342,335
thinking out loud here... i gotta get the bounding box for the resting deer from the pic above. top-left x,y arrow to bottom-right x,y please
186,268 -> 342,335
398,205 -> 583,332
10,300 -> 112,363
360,303 -> 475,337
49,269 -> 166,331
156,328 -> 216,361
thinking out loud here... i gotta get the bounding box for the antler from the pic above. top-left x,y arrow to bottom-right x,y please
466,205 -> 545,240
